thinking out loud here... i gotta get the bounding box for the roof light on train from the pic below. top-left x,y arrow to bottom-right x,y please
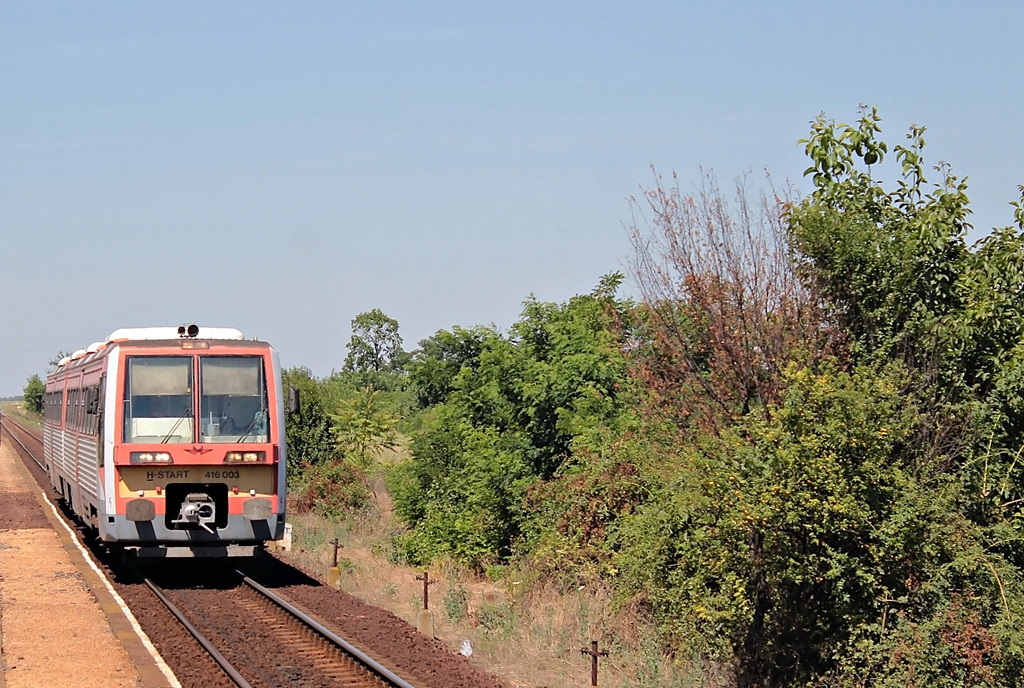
224,451 -> 266,464
130,451 -> 173,464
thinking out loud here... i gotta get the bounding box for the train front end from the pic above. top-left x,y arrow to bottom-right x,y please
101,327 -> 286,555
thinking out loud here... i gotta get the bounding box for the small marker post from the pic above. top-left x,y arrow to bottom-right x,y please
326,538 -> 341,588
416,571 -> 436,637
581,640 -> 609,687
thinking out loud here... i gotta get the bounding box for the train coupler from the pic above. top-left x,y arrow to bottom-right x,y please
171,492 -> 217,533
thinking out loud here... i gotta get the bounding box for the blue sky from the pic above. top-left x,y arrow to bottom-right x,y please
3,2 -> 1023,395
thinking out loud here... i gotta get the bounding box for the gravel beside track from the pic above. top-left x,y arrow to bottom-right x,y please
0,421 -> 142,688
2,417 -> 507,688
0,419 -> 58,531
145,572 -> 412,688
238,557 -> 506,688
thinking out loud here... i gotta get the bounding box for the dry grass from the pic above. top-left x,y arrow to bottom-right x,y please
1,401 -> 43,430
280,477 -> 726,688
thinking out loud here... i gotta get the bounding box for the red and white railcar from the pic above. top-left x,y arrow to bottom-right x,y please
43,325 -> 287,555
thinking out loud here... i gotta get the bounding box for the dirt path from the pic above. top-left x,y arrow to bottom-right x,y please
0,441 -> 142,688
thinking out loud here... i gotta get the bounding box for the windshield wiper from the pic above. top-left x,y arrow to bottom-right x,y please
161,407 -> 193,444
235,409 -> 268,443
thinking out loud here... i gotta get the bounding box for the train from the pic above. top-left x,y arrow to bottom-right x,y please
43,325 -> 290,556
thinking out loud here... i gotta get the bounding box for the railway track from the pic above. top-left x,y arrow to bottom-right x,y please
1,413 -> 46,469
0,413 -> 425,688
145,572 -> 416,688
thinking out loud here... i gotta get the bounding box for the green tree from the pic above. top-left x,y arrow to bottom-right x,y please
343,309 -> 407,374
282,367 -> 339,471
23,374 -> 44,414
618,364 -> 922,683
408,326 -> 491,408
789,106 -> 973,379
390,279 -> 636,567
283,367 -> 373,518
332,386 -> 398,470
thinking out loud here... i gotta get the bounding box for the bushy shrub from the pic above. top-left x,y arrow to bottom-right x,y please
390,280 -> 636,568
389,414 -> 535,568
522,435 -> 655,580
291,461 -> 371,519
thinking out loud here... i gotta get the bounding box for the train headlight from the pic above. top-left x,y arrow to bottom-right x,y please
224,451 -> 266,464
130,452 -> 173,464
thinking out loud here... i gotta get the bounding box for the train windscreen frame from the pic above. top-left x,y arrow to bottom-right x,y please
122,354 -> 270,444
198,356 -> 270,444
123,356 -> 194,443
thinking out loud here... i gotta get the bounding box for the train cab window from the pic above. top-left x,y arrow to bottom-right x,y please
199,356 -> 269,444
123,357 -> 194,444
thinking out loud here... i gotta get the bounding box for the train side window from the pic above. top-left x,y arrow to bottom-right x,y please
83,387 -> 92,434
84,385 -> 98,435
64,389 -> 74,428
93,384 -> 101,434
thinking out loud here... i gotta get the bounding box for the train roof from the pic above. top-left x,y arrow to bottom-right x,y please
106,326 -> 245,342
48,326 -> 267,377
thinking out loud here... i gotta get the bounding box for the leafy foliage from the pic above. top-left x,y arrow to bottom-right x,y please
390,415 -> 535,565
609,108 -> 1024,685
22,374 -> 44,414
284,362 -> 411,517
279,109 -> 1024,687
389,278 -> 637,568
789,107 -> 974,378
290,460 -> 371,518
408,326 -> 491,408
283,367 -> 340,472
343,309 -> 408,375
618,365 -> 931,683
331,385 -> 398,470
523,432 -> 654,577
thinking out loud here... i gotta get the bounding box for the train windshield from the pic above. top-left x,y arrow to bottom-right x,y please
198,356 -> 270,444
122,355 -> 270,444
123,357 -> 194,443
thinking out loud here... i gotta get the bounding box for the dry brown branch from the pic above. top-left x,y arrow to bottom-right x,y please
628,168 -> 842,434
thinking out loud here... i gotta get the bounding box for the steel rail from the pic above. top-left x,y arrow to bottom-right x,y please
1,413 -> 40,437
144,578 -> 253,688
239,573 -> 418,688
1,416 -> 44,469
